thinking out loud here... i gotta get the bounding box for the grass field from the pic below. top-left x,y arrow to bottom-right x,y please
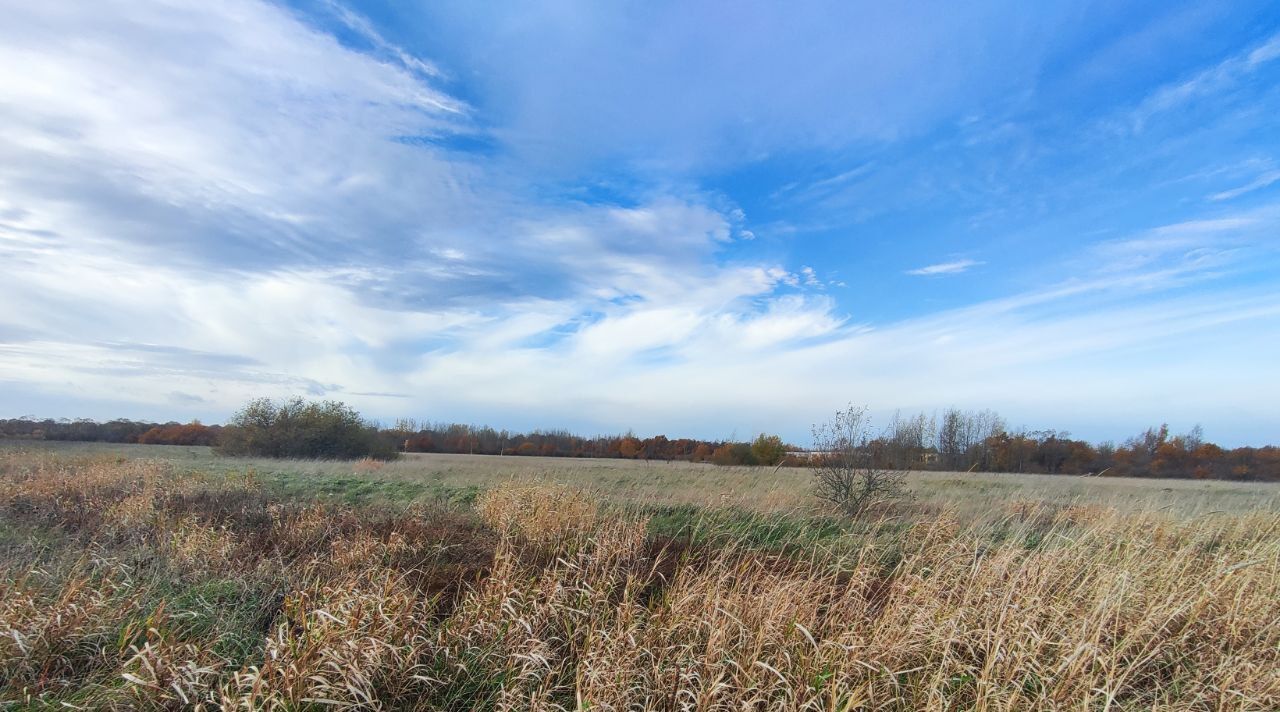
15,441 -> 1278,517
2,442 -> 1278,709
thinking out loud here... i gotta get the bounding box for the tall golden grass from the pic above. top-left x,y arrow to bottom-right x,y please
1,451 -> 1277,710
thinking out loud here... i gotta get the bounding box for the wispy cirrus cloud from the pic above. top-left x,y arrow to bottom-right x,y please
318,0 -> 446,79
905,259 -> 984,276
1133,31 -> 1280,130
1209,169 -> 1280,201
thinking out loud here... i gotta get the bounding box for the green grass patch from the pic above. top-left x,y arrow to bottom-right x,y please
641,503 -> 863,555
164,577 -> 275,666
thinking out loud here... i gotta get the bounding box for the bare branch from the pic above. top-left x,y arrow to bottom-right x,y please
810,405 -> 911,516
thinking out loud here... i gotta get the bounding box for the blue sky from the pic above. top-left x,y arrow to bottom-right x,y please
1,0 -> 1278,446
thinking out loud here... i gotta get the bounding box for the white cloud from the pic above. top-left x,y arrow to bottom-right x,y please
1247,33 -> 1280,67
393,273 -> 1280,444
905,259 -> 983,276
1133,31 -> 1280,130
1084,214 -> 1266,278
0,0 -> 808,417
3,194 -> 1279,445
319,0 -> 445,79
1209,169 -> 1280,201
0,0 -> 474,278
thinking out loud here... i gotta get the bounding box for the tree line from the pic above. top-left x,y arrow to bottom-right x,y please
2,403 -> 1276,481
389,420 -> 789,465
0,417 -> 221,446
864,409 -> 1278,482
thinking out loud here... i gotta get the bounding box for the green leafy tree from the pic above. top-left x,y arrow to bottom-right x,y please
750,433 -> 787,466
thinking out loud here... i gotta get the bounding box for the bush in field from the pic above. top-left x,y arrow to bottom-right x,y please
711,441 -> 756,466
749,433 -> 787,466
217,397 -> 397,460
811,405 -> 910,516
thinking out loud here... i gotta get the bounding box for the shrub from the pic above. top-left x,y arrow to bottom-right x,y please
811,405 -> 910,516
750,433 -> 787,466
711,442 -> 756,466
216,398 -> 397,460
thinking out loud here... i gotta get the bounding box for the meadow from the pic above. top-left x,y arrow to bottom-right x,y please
1,442 -> 1278,709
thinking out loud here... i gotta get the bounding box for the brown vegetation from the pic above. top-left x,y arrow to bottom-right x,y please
2,450 -> 1278,709
138,421 -> 220,446
0,417 -> 222,445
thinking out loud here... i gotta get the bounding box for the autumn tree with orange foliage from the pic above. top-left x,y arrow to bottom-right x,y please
137,421 -> 220,446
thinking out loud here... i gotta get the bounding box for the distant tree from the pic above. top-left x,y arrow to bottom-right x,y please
217,397 -> 396,460
936,408 -> 1004,471
643,434 -> 670,461
711,442 -> 756,466
404,434 -> 436,452
1130,425 -> 1169,463
618,436 -> 643,459
938,408 -> 965,470
883,410 -> 935,470
138,421 -> 220,446
750,433 -> 787,466
810,405 -> 911,516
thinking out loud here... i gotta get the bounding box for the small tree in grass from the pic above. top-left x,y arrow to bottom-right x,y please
811,405 -> 910,516
750,433 -> 787,466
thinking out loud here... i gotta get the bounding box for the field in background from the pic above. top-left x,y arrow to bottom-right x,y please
12,441 -> 1278,519
2,443 -> 1278,709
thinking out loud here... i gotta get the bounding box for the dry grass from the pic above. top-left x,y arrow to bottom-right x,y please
13,442 -> 1279,517
1,449 -> 1278,710
221,449 -> 1280,518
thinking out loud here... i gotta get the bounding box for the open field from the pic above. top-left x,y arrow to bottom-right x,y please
2,443 -> 1278,709
10,441 -> 1279,518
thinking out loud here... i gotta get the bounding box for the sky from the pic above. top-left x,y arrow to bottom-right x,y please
1,1 -> 1278,447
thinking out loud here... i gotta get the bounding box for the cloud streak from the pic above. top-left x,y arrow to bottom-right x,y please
905,259 -> 984,276
1209,169 -> 1280,201
1132,30 -> 1280,130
